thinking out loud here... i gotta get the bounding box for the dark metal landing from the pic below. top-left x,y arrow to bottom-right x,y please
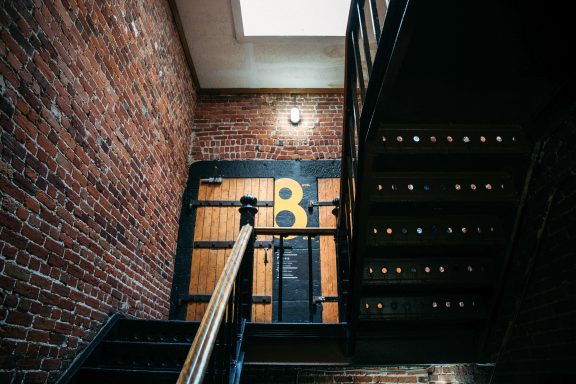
244,323 -> 350,366
353,323 -> 485,364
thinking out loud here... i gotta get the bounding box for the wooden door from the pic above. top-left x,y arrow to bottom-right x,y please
318,178 -> 340,323
186,178 -> 274,322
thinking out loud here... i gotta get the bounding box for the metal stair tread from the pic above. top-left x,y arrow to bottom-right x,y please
99,340 -> 192,347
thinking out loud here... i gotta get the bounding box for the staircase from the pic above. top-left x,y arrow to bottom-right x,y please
60,317 -> 199,384
341,0 -> 564,365
57,201 -> 348,384
351,124 -> 531,362
58,316 -> 348,384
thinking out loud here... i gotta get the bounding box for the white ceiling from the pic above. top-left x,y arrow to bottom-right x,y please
174,0 -> 347,89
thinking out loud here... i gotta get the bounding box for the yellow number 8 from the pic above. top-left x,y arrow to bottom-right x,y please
274,178 -> 308,239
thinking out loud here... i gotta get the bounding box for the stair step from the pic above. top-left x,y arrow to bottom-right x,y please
373,125 -> 530,155
366,215 -> 506,247
362,257 -> 493,288
75,367 -> 179,384
84,340 -> 190,370
106,319 -> 199,343
368,172 -> 518,203
364,201 -> 518,220
359,294 -> 487,322
369,153 -> 530,175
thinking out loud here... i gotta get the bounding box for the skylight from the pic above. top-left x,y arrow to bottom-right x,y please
238,0 -> 351,37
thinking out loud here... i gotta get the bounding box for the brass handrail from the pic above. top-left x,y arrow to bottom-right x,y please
254,227 -> 337,236
176,224 -> 253,384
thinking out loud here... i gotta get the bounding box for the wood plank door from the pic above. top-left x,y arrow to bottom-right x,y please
318,178 -> 340,323
186,178 -> 274,322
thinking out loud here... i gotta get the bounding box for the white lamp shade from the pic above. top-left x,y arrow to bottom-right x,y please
290,107 -> 300,124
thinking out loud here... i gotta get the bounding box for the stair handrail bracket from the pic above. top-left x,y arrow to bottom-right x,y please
177,195 -> 258,384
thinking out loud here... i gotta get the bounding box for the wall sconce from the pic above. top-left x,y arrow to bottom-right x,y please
290,107 -> 301,124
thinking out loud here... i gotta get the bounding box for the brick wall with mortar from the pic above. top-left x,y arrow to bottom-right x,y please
485,111 -> 576,382
0,1 -> 196,383
191,93 -> 344,161
240,365 -> 491,384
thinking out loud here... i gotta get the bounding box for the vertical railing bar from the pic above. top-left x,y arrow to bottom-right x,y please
350,30 -> 367,103
357,1 -> 373,77
225,287 -> 234,382
352,85 -> 361,138
226,323 -> 229,383
219,321 -> 226,383
236,270 -> 242,334
214,324 -> 219,382
348,119 -> 356,161
346,52 -> 358,170
347,81 -> 358,180
368,0 -> 381,42
278,234 -> 284,322
350,87 -> 360,162
227,272 -> 237,383
208,346 -> 215,381
308,235 -> 314,323
330,203 -> 342,322
217,312 -> 223,383
348,157 -> 356,190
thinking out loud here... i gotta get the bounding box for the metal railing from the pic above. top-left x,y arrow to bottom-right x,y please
339,0 -> 391,321
177,195 -> 258,384
254,227 -> 338,323
340,0 -> 414,340
339,0 -> 389,258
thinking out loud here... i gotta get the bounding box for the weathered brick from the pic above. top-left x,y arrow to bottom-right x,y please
192,94 -> 343,161
0,1 -> 197,382
6,310 -> 33,326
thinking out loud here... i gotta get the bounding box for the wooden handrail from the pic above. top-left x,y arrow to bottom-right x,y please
177,224 -> 253,384
254,227 -> 337,236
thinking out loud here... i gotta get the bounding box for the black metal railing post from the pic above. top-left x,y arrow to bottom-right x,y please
331,197 -> 343,322
238,195 -> 258,321
356,0 -> 373,77
368,0 -> 382,42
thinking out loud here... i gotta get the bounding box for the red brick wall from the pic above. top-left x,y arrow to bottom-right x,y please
191,93 -> 343,161
0,1 -> 196,382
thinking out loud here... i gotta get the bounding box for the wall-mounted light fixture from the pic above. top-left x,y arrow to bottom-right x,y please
290,107 -> 301,124
290,94 -> 301,124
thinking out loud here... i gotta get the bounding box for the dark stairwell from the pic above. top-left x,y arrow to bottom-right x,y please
16,0 -> 575,383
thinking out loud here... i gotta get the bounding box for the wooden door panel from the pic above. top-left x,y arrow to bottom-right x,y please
252,178 -> 274,322
187,181 -> 207,321
187,178 -> 274,322
318,178 -> 340,323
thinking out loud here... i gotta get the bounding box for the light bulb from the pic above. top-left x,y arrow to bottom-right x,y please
290,107 -> 300,124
